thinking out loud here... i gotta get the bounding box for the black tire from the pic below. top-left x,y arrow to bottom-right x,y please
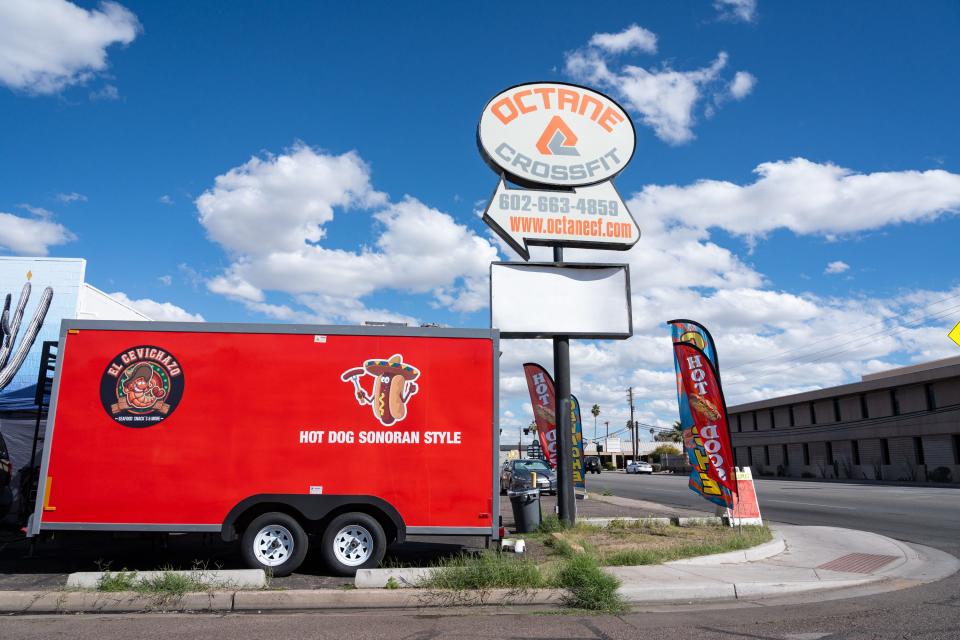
321,512 -> 387,576
241,511 -> 308,577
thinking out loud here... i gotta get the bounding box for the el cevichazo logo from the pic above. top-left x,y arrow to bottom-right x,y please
100,346 -> 184,427
340,354 -> 419,427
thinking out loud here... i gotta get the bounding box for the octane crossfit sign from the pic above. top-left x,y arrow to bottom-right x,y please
478,82 -> 636,188
478,82 -> 640,259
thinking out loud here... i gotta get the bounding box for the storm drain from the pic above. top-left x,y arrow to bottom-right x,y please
816,553 -> 898,574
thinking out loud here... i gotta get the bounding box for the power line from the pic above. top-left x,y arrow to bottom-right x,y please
726,291 -> 960,373
730,301 -> 960,383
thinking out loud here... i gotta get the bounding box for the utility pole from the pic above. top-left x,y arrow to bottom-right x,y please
553,246 -> 575,526
627,387 -> 637,462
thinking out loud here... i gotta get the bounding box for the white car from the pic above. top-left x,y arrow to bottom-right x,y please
626,461 -> 653,474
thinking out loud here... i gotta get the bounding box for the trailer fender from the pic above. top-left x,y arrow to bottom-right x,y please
221,494 -> 405,543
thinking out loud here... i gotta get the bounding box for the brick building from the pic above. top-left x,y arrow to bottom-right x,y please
728,356 -> 960,483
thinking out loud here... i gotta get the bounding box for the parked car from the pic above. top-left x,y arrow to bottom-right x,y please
626,460 -> 653,474
585,456 -> 602,474
500,458 -> 556,494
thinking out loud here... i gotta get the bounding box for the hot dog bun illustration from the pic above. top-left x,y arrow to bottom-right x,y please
688,393 -> 721,421
341,354 -> 419,427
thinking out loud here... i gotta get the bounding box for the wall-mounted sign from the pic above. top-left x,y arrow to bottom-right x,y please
949,320 -> 960,349
478,82 -> 636,189
482,178 -> 639,260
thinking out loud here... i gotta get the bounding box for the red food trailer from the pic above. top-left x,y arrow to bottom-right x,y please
27,321 -> 500,575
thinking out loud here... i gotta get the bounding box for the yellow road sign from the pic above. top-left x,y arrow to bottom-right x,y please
950,321 -> 960,349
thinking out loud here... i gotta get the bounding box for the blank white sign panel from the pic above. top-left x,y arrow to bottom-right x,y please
490,263 -> 632,338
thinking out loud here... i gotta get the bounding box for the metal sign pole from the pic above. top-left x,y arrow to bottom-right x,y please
553,246 -> 576,526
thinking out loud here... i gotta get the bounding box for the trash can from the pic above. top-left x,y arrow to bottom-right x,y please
508,489 -> 541,533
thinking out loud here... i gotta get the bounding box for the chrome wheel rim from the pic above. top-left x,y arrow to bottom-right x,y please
253,524 -> 294,566
333,524 -> 373,566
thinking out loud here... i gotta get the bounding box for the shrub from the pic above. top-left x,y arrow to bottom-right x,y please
603,462 -> 616,471
929,466 -> 953,483
651,463 -> 662,472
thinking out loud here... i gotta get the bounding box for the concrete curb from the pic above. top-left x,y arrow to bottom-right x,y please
667,529 -> 786,565
354,528 -> 785,589
0,527 -> 954,614
65,569 -> 266,589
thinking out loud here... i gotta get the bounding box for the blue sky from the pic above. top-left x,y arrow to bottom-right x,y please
2,0 -> 960,440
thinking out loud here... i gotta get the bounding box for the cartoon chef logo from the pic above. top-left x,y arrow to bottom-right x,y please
100,345 -> 185,427
341,354 -> 419,427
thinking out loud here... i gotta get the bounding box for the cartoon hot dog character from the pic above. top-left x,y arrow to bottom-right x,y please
341,354 -> 419,426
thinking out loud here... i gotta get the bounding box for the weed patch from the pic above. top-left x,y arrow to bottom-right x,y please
418,551 -> 546,590
553,554 -> 625,613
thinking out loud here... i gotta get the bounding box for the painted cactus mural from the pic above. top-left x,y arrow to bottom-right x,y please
0,278 -> 54,392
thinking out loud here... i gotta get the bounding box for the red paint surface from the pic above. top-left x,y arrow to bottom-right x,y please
41,330 -> 495,529
730,474 -> 761,520
674,342 -> 737,498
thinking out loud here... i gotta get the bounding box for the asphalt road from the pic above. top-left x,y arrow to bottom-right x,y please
585,472 -> 960,550
2,475 -> 959,638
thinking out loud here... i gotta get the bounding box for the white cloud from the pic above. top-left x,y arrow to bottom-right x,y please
108,292 -> 205,322
566,41 -> 745,144
824,260 -> 850,275
198,143 -> 499,323
17,203 -> 54,218
0,0 -> 141,95
496,159 -> 960,428
588,24 -> 657,55
56,192 -> 87,203
159,194 -> 174,205
0,211 -> 75,255
158,275 -> 172,286
630,158 -> 960,238
728,71 -> 756,100
89,83 -> 119,100
714,0 -> 757,22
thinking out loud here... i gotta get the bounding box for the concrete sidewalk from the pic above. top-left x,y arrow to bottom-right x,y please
610,523 -> 959,603
0,523 -> 955,613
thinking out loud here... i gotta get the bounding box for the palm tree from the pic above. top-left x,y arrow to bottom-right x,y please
590,404 -> 600,442
654,420 -> 684,443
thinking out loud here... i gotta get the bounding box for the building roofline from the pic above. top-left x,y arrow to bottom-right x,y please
729,360 -> 960,414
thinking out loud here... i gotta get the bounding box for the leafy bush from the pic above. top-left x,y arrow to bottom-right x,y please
651,463 -> 662,472
929,466 -> 953,483
602,462 -> 616,471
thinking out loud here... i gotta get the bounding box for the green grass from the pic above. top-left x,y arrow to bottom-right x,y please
599,525 -> 772,566
418,551 -> 547,590
97,569 -> 138,592
552,554 -> 625,613
417,548 -> 627,613
96,567 -> 222,595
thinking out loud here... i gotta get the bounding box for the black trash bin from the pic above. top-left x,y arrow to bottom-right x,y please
508,489 -> 541,533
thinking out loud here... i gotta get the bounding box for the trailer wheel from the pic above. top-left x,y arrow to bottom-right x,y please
241,512 -> 308,577
321,512 -> 386,576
